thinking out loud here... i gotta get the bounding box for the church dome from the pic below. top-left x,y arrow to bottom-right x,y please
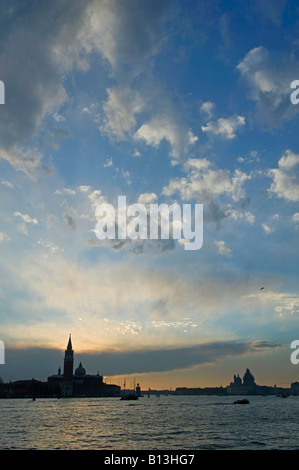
75,362 -> 86,376
243,368 -> 255,386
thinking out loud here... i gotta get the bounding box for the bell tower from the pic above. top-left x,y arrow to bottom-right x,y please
63,334 -> 74,382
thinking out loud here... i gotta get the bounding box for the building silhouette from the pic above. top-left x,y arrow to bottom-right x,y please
0,335 -> 121,398
47,334 -> 121,397
175,368 -> 295,396
227,368 -> 257,395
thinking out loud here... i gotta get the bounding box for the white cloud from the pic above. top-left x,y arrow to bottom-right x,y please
137,192 -> 158,205
162,158 -> 250,202
0,232 -> 10,243
247,290 -> 299,319
53,112 -> 65,122
237,46 -> 275,91
13,212 -> 38,226
1,180 -> 14,188
100,86 -> 145,140
268,150 -> 299,201
291,213 -> 299,223
34,239 -> 64,255
85,0 -> 171,72
134,114 -> 198,160
225,207 -> 255,224
88,189 -> 107,208
200,101 -> 215,119
13,210 -> 39,236
237,46 -> 299,125
0,0 -> 173,174
54,188 -> 76,196
262,223 -> 273,234
215,240 -> 232,256
278,150 -> 299,170
79,185 -> 91,193
201,115 -> 245,139
133,148 -> 141,158
103,157 -> 113,168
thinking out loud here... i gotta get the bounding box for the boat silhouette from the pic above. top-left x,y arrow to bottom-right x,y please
233,398 -> 249,404
120,393 -> 138,400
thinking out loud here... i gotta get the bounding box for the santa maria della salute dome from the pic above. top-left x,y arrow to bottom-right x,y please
47,335 -> 121,398
243,368 -> 255,386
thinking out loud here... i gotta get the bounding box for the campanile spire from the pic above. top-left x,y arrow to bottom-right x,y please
63,334 -> 74,381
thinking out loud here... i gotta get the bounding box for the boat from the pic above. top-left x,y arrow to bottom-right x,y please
233,398 -> 249,404
120,377 -> 139,400
120,393 -> 138,400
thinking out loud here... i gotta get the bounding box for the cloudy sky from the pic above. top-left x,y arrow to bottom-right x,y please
1,0 -> 299,389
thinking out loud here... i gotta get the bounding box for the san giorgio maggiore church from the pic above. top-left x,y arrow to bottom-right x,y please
47,335 -> 121,397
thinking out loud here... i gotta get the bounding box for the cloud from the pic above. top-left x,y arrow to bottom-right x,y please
201,115 -> 245,139
137,193 -> 158,205
246,290 -> 299,319
225,206 -> 255,224
13,211 -> 38,236
2,248 -> 279,350
54,188 -> 76,196
1,180 -> 14,188
91,1 -> 191,163
63,212 -> 77,231
34,239 -> 64,255
134,114 -> 198,161
3,339 -> 281,381
103,157 -> 113,168
0,0 -> 87,174
268,150 -> 299,201
162,158 -> 250,203
237,46 -> 299,125
78,340 -> 280,376
215,240 -> 232,256
0,0 -> 174,174
200,101 -> 215,119
86,0 -> 172,73
88,189 -> 107,207
0,232 -> 10,243
13,211 -> 38,226
262,223 -> 273,234
100,86 -> 145,140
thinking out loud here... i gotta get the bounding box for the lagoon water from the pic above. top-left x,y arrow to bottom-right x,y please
1,395 -> 299,450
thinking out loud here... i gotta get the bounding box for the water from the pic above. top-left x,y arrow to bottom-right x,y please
1,395 -> 299,450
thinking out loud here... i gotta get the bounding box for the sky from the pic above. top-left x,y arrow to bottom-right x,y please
1,0 -> 299,390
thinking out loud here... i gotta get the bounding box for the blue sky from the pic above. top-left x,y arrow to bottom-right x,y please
0,0 -> 299,389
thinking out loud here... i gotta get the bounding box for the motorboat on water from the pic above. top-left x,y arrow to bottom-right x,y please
233,398 -> 249,404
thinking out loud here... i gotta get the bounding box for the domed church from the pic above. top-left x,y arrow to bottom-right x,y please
47,335 -> 121,398
75,362 -> 86,376
243,368 -> 255,387
227,367 -> 257,395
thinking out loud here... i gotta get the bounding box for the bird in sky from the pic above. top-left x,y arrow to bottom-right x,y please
260,287 -> 265,290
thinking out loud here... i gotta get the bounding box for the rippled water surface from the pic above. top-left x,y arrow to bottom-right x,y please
1,395 -> 299,450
